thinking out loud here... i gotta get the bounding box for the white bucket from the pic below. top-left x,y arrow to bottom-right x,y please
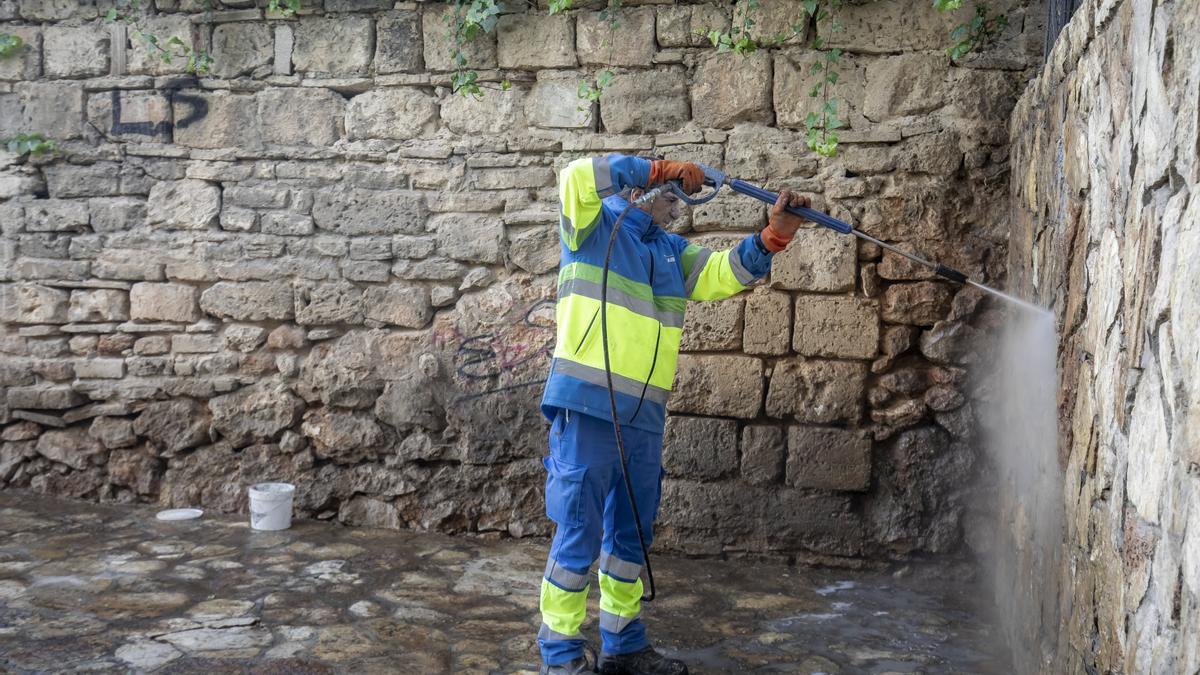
248,482 -> 295,531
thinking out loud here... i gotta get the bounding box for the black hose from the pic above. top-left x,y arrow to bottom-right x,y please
600,200 -> 656,602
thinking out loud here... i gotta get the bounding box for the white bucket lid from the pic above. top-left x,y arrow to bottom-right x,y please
249,482 -> 295,500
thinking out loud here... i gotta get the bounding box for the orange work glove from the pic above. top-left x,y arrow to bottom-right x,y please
649,160 -> 705,195
760,190 -> 812,253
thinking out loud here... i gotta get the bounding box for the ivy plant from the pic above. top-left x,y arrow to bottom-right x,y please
444,0 -> 512,98
4,133 -> 57,157
704,0 -> 805,56
104,0 -> 214,74
940,2 -> 1009,61
0,33 -> 22,59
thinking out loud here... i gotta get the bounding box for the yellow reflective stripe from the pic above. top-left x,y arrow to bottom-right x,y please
559,159 -> 605,251
599,570 -> 642,625
540,578 -> 588,636
689,249 -> 750,301
554,295 -> 679,390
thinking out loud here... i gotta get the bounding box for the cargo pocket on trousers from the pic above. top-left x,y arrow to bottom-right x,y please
543,456 -> 588,527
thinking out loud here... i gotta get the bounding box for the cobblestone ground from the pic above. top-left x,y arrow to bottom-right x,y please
0,491 -> 1008,674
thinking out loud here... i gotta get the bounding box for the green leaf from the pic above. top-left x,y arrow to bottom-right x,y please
810,60 -> 824,73
804,111 -> 820,128
0,33 -> 22,58
822,98 -> 838,115
104,7 -> 118,21
500,79 -> 512,90
802,0 -> 817,15
808,83 -> 821,98
812,35 -> 823,49
827,115 -> 843,130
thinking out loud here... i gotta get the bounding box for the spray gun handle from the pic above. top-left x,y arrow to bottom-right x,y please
662,163 -> 725,206
728,179 -> 853,235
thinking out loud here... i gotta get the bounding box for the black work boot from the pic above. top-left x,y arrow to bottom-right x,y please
597,646 -> 688,675
540,654 -> 596,675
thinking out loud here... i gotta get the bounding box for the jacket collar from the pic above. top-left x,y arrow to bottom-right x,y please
605,195 -> 655,240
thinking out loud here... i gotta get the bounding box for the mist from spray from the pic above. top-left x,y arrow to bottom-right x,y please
976,303 -> 1063,674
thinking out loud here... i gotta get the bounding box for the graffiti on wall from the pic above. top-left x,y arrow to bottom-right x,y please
435,299 -> 556,403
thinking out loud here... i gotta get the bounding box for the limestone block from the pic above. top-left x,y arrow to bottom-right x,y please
346,88 -> 438,140
294,281 -> 364,326
879,243 -> 938,280
680,297 -> 743,351
741,424 -> 784,485
497,13 -> 576,69
766,357 -> 864,423
690,190 -> 766,232
881,282 -> 953,327
822,1 -> 967,53
16,81 -> 84,140
172,92 -> 261,150
433,214 -> 505,264
312,187 -> 426,235
134,399 -> 211,455
325,0 -> 392,9
743,288 -> 790,356
793,296 -> 878,359
224,325 -> 267,353
526,70 -> 594,129
774,49 -> 867,130
171,334 -> 221,353
692,51 -> 772,129
577,8 -> 655,67
0,283 -> 69,323
293,16 -> 374,76
725,124 -> 818,180
261,213 -> 314,236
88,416 -> 137,449
25,199 -> 89,233
0,26 -> 41,81
67,289 -> 129,323
90,198 -> 144,234
663,415 -> 738,480
87,90 -> 173,144
362,284 -> 433,328
896,130 -> 962,175
422,4 -> 497,71
949,68 -> 1019,123
771,229 -> 856,291
862,53 -> 948,121
441,86 -> 526,135
787,425 -> 871,491
44,24 -> 108,78
507,226 -> 559,274
375,11 -> 424,74
656,4 -> 728,48
147,179 -> 220,231
210,22 -> 273,79
74,358 -> 124,379
600,68 -> 690,135
669,354 -> 762,418
301,407 -> 386,463
127,15 -> 194,76
44,164 -> 120,199
36,429 -> 103,470
7,384 -> 83,409
210,380 -> 305,447
472,167 -> 555,190
130,283 -> 199,323
200,281 -> 294,321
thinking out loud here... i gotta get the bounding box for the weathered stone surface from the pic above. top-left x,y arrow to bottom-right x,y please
88,416 -> 137,449
107,446 -> 161,494
147,180 -> 221,231
692,51 -> 772,128
668,354 -> 762,418
919,319 -> 980,365
507,226 -> 559,274
742,289 -> 790,356
374,11 -> 423,74
172,92 -> 261,150
313,188 -> 425,235
301,407 -> 386,464
347,89 -> 438,141
774,49 -> 867,130
24,199 -> 89,233
301,331 -> 384,409
15,81 -> 83,139
36,428 -> 103,470
725,124 -> 818,180
526,71 -> 594,129
771,229 -> 857,292
434,214 -> 505,264
43,25 -> 107,78
362,285 -> 433,328
7,385 -> 84,410
294,282 -> 364,326
1,284 -> 69,324
497,13 -> 575,69
787,425 -> 871,491
133,399 -> 212,456
881,282 -> 953,327
258,88 -> 346,147
793,296 -> 878,359
210,22 -> 273,79
577,8 -> 655,67
126,15 -> 192,76
0,26 -> 41,81
656,4 -> 728,48
601,69 -> 690,135
663,415 -> 738,480
740,424 -> 784,485
680,298 -> 743,351
422,3 -> 497,70
74,358 -> 124,379
862,54 -> 948,121
210,381 -> 304,447
200,282 -> 294,321
765,358 -> 864,424
441,87 -> 526,136
293,16 -> 374,76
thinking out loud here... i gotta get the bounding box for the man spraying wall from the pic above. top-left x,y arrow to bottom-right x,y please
536,154 -> 811,675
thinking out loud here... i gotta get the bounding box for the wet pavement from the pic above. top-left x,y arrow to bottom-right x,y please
0,490 -> 1009,674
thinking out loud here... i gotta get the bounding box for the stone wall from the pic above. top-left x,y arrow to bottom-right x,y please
1,0 -> 1044,561
1006,0 -> 1199,671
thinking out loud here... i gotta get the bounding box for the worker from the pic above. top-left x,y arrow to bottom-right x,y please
536,154 -> 811,675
